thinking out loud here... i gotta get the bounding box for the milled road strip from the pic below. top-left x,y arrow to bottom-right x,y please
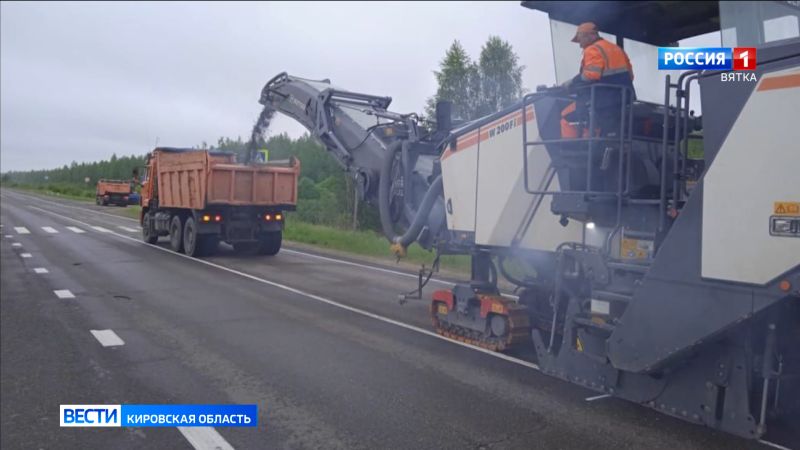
66,226 -> 86,233
89,329 -> 125,347
53,289 -> 75,299
178,427 -> 235,450
27,204 -> 542,373
33,268 -> 49,274
41,226 -> 59,233
20,253 -> 32,258
14,226 -> 30,234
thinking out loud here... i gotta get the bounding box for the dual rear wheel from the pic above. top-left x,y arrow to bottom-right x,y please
147,213 -> 280,257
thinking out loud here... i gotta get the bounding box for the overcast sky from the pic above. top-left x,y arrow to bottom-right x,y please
1,1 -> 557,172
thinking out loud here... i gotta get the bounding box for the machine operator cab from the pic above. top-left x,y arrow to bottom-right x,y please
520,1 -> 800,239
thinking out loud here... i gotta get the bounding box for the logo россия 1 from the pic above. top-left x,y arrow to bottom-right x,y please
658,47 -> 758,71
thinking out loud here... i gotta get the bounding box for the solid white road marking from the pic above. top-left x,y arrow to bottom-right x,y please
89,329 -> 125,347
14,227 -> 30,234
282,248 -> 519,300
758,440 -> 793,450
4,235 -> 12,238
585,394 -> 611,402
54,289 -> 75,299
33,268 -> 49,274
91,226 -> 111,233
27,205 -> 542,373
178,427 -> 234,450
12,243 -> 22,247
66,226 -> 86,233
42,226 -> 59,233
6,192 -> 519,298
20,253 -> 32,258
118,226 -> 139,233
10,191 -> 139,223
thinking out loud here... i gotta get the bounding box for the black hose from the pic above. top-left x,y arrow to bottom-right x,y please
393,176 -> 442,247
378,141 -> 403,242
379,140 -> 444,248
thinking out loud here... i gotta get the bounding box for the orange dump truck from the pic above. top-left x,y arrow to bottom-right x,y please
140,147 -> 299,257
96,179 -> 132,206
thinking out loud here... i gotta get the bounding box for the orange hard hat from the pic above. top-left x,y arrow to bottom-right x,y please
572,22 -> 599,42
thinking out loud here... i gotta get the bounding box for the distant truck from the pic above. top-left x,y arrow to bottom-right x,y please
139,147 -> 299,257
95,179 -> 132,206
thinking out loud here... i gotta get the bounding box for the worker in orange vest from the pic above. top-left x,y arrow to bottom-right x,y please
560,22 -> 636,138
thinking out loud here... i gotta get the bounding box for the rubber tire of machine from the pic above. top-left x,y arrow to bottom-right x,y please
142,211 -> 158,244
257,231 -> 282,256
183,217 -> 204,257
169,215 -> 184,253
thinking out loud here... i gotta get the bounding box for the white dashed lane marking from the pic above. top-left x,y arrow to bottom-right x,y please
12,243 -> 22,248
20,253 -> 32,258
33,268 -> 49,274
14,227 -> 30,234
178,427 -> 234,450
118,226 -> 139,233
89,329 -> 125,347
53,289 -> 75,299
41,226 -> 59,234
91,226 -> 111,233
4,235 -> 12,238
66,226 -> 86,233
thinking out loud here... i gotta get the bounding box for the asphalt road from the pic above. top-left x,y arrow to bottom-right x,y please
0,189 -> 793,450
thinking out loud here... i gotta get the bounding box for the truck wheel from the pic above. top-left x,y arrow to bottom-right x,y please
183,217 -> 205,257
258,231 -> 282,256
95,196 -> 101,205
142,212 -> 158,244
169,215 -> 184,253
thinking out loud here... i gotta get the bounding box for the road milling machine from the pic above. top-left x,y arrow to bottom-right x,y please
257,1 -> 799,438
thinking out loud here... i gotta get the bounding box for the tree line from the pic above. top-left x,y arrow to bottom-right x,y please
2,36 -> 525,231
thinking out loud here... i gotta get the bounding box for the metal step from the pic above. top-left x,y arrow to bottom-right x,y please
592,289 -> 633,303
573,316 -> 616,332
626,198 -> 662,205
607,261 -> 652,274
621,229 -> 657,240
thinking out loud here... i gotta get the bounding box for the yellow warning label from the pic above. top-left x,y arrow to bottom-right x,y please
620,237 -> 653,260
576,338 -> 584,352
491,303 -> 504,314
774,202 -> 800,216
437,304 -> 449,315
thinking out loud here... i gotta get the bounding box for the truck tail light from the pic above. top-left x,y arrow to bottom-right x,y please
202,214 -> 211,222
214,214 -> 222,222
265,214 -> 272,221
275,214 -> 283,221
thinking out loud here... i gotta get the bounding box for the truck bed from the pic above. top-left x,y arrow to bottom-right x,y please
96,180 -> 131,195
155,149 -> 299,210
